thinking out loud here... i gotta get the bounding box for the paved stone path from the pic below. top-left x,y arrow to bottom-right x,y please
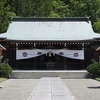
0,79 -> 38,100
63,79 -> 100,100
0,78 -> 100,100
28,77 -> 76,100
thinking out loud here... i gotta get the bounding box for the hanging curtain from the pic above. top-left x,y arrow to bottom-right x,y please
52,50 -> 84,60
16,49 -> 48,60
16,49 -> 84,60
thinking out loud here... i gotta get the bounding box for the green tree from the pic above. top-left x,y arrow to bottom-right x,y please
1,0 -> 100,33
18,0 -> 34,17
49,0 -> 70,17
69,0 -> 86,17
0,59 -> 12,78
0,0 -> 10,33
84,0 -> 100,21
93,21 -> 100,33
0,0 -> 16,33
33,0 -> 53,17
7,0 -> 16,13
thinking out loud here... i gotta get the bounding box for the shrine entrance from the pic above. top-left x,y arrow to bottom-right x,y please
36,53 -> 65,70
16,48 -> 84,70
16,52 -> 65,70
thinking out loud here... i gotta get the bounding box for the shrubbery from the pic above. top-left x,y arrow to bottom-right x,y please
0,59 -> 12,78
86,62 -> 100,78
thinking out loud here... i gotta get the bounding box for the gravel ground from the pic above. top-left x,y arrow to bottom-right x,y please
62,79 -> 100,100
0,79 -> 38,100
0,79 -> 100,100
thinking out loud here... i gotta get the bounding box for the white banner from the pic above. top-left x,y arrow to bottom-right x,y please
16,49 -> 48,60
53,50 -> 84,60
16,49 -> 84,60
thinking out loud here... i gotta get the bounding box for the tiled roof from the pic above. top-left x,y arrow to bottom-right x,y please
0,17 -> 100,41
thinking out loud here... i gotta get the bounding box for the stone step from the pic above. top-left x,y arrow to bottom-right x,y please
11,70 -> 90,79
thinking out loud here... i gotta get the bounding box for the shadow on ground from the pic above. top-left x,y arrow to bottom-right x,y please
88,86 -> 100,89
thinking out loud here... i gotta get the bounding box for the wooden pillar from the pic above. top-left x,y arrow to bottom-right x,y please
33,43 -> 37,69
15,43 -> 18,69
33,58 -> 37,70
64,58 -> 67,69
64,43 -> 67,69
82,43 -> 85,69
0,50 -> 3,64
7,44 -> 16,69
84,44 -> 94,68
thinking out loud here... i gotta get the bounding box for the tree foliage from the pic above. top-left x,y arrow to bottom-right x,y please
0,59 -> 12,78
87,62 -> 100,78
93,21 -> 100,33
0,0 -> 10,33
0,0 -> 16,33
0,0 -> 100,33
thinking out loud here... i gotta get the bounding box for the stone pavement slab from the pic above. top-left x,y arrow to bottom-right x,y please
62,79 -> 100,100
0,79 -> 38,100
0,78 -> 99,100
28,77 -> 76,100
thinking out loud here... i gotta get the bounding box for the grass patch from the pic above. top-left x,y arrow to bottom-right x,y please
0,77 -> 6,81
95,77 -> 100,81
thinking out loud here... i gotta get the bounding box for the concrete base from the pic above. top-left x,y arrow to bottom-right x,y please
11,70 -> 90,79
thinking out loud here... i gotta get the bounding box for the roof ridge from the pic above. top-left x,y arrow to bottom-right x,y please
9,17 -> 90,22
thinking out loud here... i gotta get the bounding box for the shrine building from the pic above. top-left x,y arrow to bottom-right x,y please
0,17 -> 100,70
